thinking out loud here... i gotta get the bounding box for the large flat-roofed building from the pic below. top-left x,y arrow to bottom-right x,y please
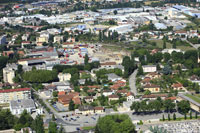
0,88 -> 31,103
10,99 -> 36,115
142,65 -> 157,73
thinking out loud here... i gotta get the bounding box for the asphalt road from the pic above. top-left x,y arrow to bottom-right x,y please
129,69 -> 138,96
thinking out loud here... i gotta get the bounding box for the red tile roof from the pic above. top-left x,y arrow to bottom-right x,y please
0,88 -> 30,93
144,84 -> 160,88
108,94 -> 119,99
100,62 -> 116,66
94,107 -> 104,110
172,83 -> 183,88
58,91 -> 65,96
165,97 -> 176,100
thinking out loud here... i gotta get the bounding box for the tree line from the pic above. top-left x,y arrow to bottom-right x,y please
131,98 -> 191,115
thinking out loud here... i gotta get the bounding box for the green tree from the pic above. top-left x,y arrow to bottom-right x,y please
163,65 -> 172,75
168,114 -> 171,121
69,100 -> 75,111
137,65 -> 143,76
95,114 -> 136,133
84,54 -> 89,65
190,111 -> 192,119
195,112 -> 198,119
164,99 -> 175,112
184,113 -> 187,120
172,43 -> 176,48
52,114 -> 56,121
113,10 -> 118,15
144,90 -> 151,95
173,113 -> 176,120
48,122 -> 57,133
58,124 -> 64,133
163,41 -> 166,49
162,114 -> 165,121
177,100 -> 190,114
32,115 -> 44,133
22,70 -> 58,83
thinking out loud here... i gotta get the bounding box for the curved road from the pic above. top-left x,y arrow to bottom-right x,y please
129,69 -> 138,96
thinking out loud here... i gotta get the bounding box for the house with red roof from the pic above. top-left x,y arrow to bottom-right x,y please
171,83 -> 186,91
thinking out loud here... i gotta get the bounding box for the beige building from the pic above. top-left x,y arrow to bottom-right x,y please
0,88 -> 31,103
54,35 -> 63,44
3,67 -> 15,84
143,84 -> 160,93
36,36 -> 48,44
58,73 -> 71,82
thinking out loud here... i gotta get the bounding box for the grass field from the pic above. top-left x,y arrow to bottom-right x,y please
149,39 -> 195,51
82,126 -> 95,130
185,94 -> 200,103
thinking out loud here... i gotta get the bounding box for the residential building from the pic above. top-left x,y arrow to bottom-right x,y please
94,107 -> 104,114
84,96 -> 94,103
127,92 -> 135,101
53,35 -> 63,44
103,90 -> 114,96
58,73 -> 71,82
172,83 -> 186,91
143,84 -> 160,93
52,81 -> 71,92
0,88 -> 31,103
142,94 -> 168,100
142,65 -> 157,73
108,94 -> 119,101
10,99 -> 36,115
3,67 -> 15,84
36,36 -> 48,46
106,73 -> 122,82
76,105 -> 94,115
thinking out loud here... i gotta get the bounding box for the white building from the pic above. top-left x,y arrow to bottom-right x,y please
58,73 -> 71,82
162,49 -> 182,54
3,68 -> 15,84
52,82 -> 71,92
142,65 -> 157,73
10,99 -> 36,115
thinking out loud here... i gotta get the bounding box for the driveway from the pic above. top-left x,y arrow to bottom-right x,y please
129,69 -> 138,95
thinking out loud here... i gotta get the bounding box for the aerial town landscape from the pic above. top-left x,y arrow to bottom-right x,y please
0,0 -> 200,133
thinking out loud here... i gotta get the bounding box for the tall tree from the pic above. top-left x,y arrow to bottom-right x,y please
48,122 -> 57,133
84,54 -> 89,65
69,100 -> 75,111
163,41 -> 166,49
177,100 -> 190,114
173,113 -> 176,120
95,114 -> 136,133
32,115 -> 44,133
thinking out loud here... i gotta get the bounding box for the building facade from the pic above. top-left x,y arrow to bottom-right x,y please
0,88 -> 31,103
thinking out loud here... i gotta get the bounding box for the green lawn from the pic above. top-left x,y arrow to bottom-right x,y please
149,40 -> 171,48
185,94 -> 200,103
82,126 -> 95,130
149,39 -> 195,51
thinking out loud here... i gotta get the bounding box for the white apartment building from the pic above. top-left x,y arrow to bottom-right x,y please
0,88 -> 31,103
